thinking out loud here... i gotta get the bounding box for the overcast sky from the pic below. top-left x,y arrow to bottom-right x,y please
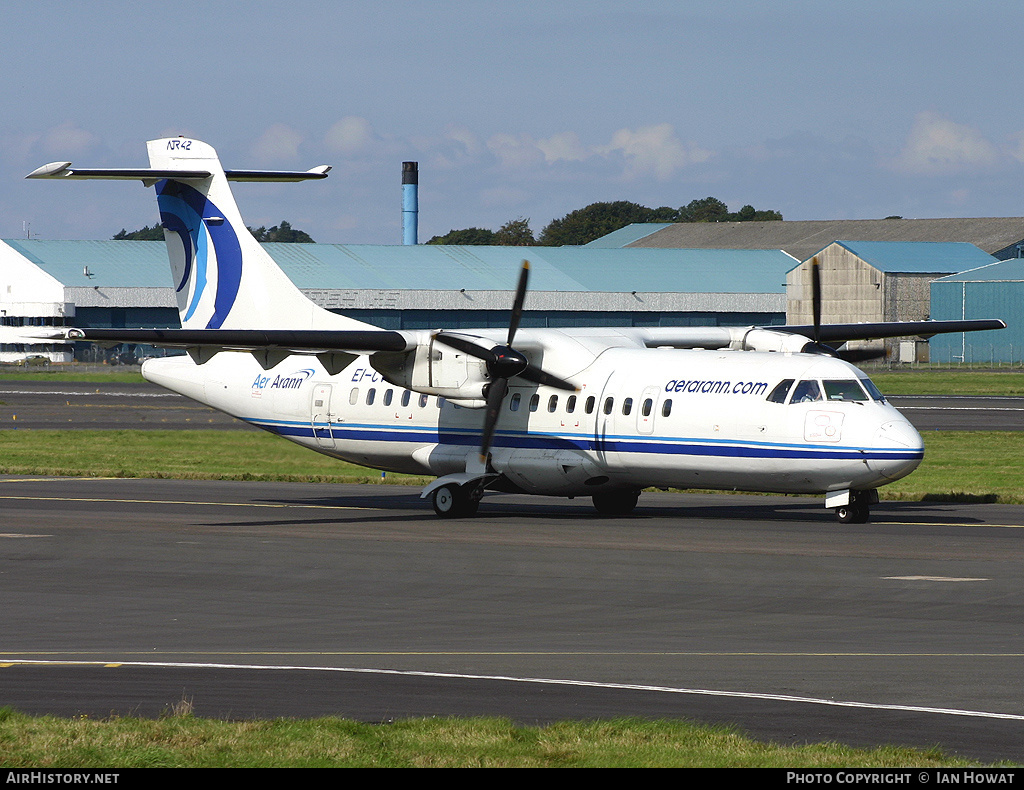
4,1 -> 1024,245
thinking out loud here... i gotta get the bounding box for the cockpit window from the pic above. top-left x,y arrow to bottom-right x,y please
860,377 -> 886,402
823,379 -> 869,402
790,379 -> 822,403
766,379 -> 794,403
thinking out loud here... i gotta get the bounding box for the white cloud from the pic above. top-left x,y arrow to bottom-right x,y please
597,123 -> 712,181
893,112 -> 998,175
324,116 -> 377,155
536,131 -> 589,164
250,123 -> 304,162
486,132 -> 546,170
40,122 -> 100,157
484,124 -> 710,180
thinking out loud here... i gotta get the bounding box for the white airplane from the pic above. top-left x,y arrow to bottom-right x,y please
27,138 -> 1005,522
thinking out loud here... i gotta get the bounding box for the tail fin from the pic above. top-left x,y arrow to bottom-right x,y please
146,138 -> 373,332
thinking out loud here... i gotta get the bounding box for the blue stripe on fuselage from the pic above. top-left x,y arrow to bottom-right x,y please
245,418 -> 922,461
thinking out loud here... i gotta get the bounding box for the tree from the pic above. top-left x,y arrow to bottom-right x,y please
538,201 -> 678,247
112,224 -> 164,240
492,217 -> 535,246
248,220 -> 314,243
678,197 -> 729,223
426,227 -> 496,245
114,220 -> 315,243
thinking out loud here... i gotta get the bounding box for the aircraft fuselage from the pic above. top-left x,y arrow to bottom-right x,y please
142,344 -> 923,499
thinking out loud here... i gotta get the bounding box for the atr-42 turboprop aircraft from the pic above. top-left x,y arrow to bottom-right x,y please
28,138 -> 1005,522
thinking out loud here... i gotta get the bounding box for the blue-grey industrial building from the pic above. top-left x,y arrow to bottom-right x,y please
930,259 -> 1024,364
0,238 -> 794,362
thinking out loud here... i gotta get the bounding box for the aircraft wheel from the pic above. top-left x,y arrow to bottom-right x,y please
835,501 -> 869,524
431,484 -> 479,518
592,489 -> 640,516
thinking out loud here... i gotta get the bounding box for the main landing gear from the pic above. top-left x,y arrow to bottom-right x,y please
591,489 -> 641,516
431,482 -> 484,518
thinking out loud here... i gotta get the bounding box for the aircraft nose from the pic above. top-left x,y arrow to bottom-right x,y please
868,419 -> 924,481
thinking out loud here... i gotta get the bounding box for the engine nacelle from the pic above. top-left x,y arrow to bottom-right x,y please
732,328 -> 814,354
370,338 -> 491,400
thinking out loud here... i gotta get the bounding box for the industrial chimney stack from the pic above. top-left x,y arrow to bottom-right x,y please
402,161 -> 418,245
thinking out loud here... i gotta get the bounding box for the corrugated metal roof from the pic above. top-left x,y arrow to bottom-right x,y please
539,247 -> 791,293
3,239 -> 171,287
3,240 -> 794,294
933,257 -> 1024,282
624,218 -> 1024,261
583,223 -> 672,248
830,240 -> 997,273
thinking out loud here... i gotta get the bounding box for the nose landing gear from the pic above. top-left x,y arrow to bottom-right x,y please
830,489 -> 877,524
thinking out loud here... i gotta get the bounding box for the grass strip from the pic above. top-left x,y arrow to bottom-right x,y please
0,429 -> 427,485
0,429 -> 1019,503
4,366 -> 1024,395
0,709 -> 989,768
868,370 -> 1024,396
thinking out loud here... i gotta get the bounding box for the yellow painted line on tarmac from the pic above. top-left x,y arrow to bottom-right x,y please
3,650 -> 1024,658
0,494 -> 380,512
875,520 -> 1024,529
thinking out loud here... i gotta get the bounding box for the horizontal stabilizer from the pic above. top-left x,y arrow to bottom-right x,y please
27,163 -> 330,182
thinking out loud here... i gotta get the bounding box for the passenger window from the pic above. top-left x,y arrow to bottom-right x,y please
823,380 -> 868,402
791,380 -> 822,403
566,395 -> 577,413
767,379 -> 794,404
418,393 -> 428,408
383,389 -> 393,406
585,396 -> 596,414
603,397 -> 614,415
510,392 -> 521,412
366,388 -> 376,405
401,390 -> 411,407
349,388 -> 359,406
529,394 -> 540,412
621,397 -> 633,416
642,398 -> 653,417
662,399 -> 673,417
548,395 -> 558,413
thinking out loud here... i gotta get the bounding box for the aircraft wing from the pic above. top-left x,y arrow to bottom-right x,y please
633,319 -> 1006,349
66,327 -> 410,353
61,327 -> 412,374
769,319 -> 1007,343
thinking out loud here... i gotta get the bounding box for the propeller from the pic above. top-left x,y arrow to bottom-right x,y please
434,260 -> 576,462
801,256 -> 887,362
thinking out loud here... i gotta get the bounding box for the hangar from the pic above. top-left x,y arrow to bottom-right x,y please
0,238 -> 794,362
609,217 -> 1024,262
930,258 -> 1024,365
785,241 -> 998,361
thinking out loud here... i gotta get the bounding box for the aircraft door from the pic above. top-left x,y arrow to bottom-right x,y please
636,386 -> 660,435
311,383 -> 336,449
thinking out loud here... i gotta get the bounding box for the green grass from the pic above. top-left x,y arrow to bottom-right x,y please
869,369 -> 1024,396
0,429 -> 427,485
0,428 -> 1020,503
4,364 -> 1024,394
0,368 -> 145,384
0,709 -> 990,768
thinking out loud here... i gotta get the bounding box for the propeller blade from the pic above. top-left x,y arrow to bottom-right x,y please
479,377 -> 509,462
507,260 -> 529,346
810,256 -> 822,345
517,364 -> 576,391
433,332 -> 494,361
